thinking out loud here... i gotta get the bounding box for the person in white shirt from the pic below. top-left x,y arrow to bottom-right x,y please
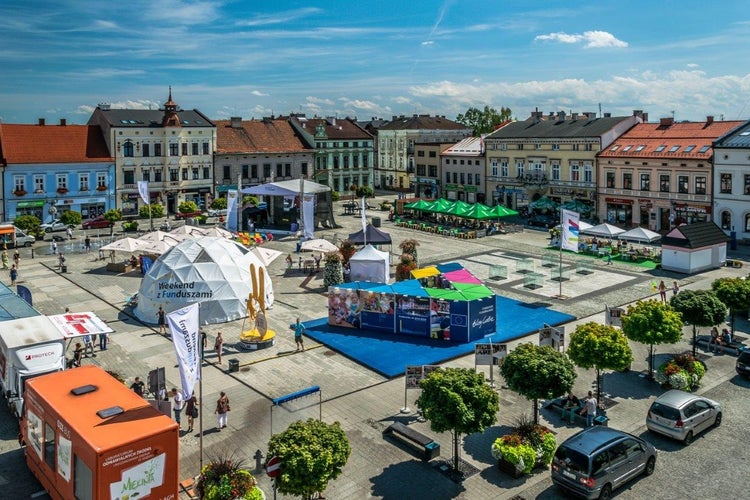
171,388 -> 185,429
581,391 -> 597,427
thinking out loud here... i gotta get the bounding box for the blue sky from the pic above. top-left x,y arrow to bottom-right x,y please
3,0 -> 750,125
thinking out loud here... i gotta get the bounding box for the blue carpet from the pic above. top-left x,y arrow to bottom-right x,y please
303,295 -> 575,378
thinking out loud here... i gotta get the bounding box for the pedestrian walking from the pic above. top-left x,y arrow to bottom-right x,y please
171,388 -> 184,429
72,342 -> 84,367
82,334 -> 95,357
581,391 -> 597,427
215,391 -> 230,430
58,253 -> 66,269
66,226 -> 73,240
98,332 -> 109,350
156,306 -> 167,334
286,253 -> 293,270
214,331 -> 224,364
314,252 -> 322,271
9,265 -> 18,286
52,241 -> 58,255
292,317 -> 305,352
13,249 -> 20,268
130,377 -> 145,397
186,392 -> 198,432
658,280 -> 667,302
84,236 -> 91,253
672,280 -> 680,297
200,330 -> 207,361
606,252 -> 612,265
1,250 -> 8,270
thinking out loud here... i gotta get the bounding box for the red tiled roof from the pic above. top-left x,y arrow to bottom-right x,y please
299,117 -> 372,140
0,124 -> 112,164
598,120 -> 744,159
214,119 -> 313,153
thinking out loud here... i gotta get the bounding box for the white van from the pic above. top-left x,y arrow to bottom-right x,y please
0,224 -> 36,247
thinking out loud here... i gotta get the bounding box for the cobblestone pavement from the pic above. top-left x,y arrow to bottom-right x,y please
1,196 -> 749,499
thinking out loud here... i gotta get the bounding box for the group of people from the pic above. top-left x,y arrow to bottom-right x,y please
657,280 -> 680,302
708,327 -> 733,353
169,387 -> 230,433
561,391 -> 599,427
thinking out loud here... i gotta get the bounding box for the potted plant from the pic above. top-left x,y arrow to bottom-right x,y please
96,185 -> 108,191
195,454 -> 264,500
57,187 -> 69,195
13,189 -> 27,196
491,416 -> 557,477
395,253 -> 417,281
338,240 -> 356,265
654,352 -> 705,391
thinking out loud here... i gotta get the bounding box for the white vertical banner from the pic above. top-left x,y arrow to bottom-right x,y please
361,196 -> 367,233
226,190 -> 239,232
137,181 -> 150,205
302,194 -> 315,239
167,303 -> 201,399
561,209 -> 580,253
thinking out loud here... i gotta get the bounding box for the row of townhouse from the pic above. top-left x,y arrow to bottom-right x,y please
0,91 -> 379,222
411,109 -> 749,237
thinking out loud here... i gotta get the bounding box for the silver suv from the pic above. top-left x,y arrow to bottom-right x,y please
551,426 -> 657,500
646,389 -> 722,445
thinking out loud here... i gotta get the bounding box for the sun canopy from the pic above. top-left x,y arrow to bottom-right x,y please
617,226 -> 662,243
529,196 -> 559,210
242,179 -> 330,196
134,237 -> 274,326
301,238 -> 338,253
581,223 -> 626,238
100,237 -> 148,253
403,199 -> 434,211
347,224 -> 392,245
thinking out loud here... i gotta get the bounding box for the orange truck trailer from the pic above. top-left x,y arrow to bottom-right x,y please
22,365 -> 179,500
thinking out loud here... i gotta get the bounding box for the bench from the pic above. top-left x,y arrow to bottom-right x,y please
383,422 -> 440,461
179,478 -> 198,499
544,397 -> 606,427
693,334 -> 745,356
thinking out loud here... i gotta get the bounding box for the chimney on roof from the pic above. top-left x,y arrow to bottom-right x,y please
548,111 -> 555,119
38,118 -> 45,126
707,116 -> 714,124
558,110 -> 566,120
571,112 -> 578,120
660,117 -> 674,127
59,118 -> 67,126
633,110 -> 648,122
392,115 -> 397,121
230,117 -> 242,128
603,112 -> 611,118
585,112 -> 596,119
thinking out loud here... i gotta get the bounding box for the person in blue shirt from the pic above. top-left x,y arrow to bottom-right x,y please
292,318 -> 305,352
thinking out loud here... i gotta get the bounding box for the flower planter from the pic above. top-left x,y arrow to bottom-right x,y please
497,457 -> 525,478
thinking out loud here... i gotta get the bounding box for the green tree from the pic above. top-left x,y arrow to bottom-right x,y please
60,210 -> 82,227
267,418 -> 351,500
621,300 -> 684,380
138,203 -> 165,219
500,343 -> 576,424
210,197 -> 227,210
103,208 -> 122,236
567,322 -> 633,404
417,367 -> 499,473
670,289 -> 727,356
178,200 -> 200,214
455,105 -> 513,136
355,186 -> 373,198
711,277 -> 750,333
13,214 -> 42,233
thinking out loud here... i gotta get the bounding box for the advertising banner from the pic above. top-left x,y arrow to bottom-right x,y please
167,303 -> 201,399
137,181 -> 150,205
359,290 -> 395,332
328,288 -> 361,328
475,343 -> 508,366
449,300 -> 469,342
226,190 -> 239,232
405,365 -> 440,389
469,296 -> 496,341
429,298 -> 451,340
605,305 -> 624,327
396,295 -> 431,336
109,452 -> 166,500
48,312 -> 114,339
561,209 -> 580,253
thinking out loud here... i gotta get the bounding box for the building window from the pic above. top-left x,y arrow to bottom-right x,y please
445,171 -> 450,184
123,140 -> 134,157
203,167 -> 210,180
429,166 -> 437,177
97,173 -> 106,188
192,142 -> 199,155
571,164 -> 580,182
572,144 -> 580,151
623,173 -> 632,190
14,176 -> 26,192
181,143 -> 188,156
745,214 -> 750,232
721,210 -> 731,230
251,165 -> 258,178
640,173 -> 650,191
552,144 -> 560,151
452,172 -> 458,184
417,151 -> 424,157
660,174 -> 670,193
154,169 -> 162,182
169,143 -> 179,156
551,163 -> 560,181
79,174 -> 89,191
263,164 -> 271,178
285,164 -> 291,177
516,161 -> 524,178
154,143 -> 162,156
44,422 -> 56,471
142,169 -> 150,182
417,165 -> 426,176
142,143 -> 150,157
276,164 -> 283,178
585,144 -> 593,151
517,144 -> 524,150
678,175 -> 689,194
606,172 -> 615,188
475,173 -> 481,185
123,171 -> 135,184
170,169 -> 179,182
192,168 -> 199,180
695,176 -> 706,195
745,175 -> 750,195
223,165 -> 231,180
584,164 -> 593,183
429,151 -> 436,158
203,142 -> 210,155
720,173 -> 732,194
56,174 -> 67,190
460,173 -> 465,185
34,175 -> 45,192
535,144 -> 542,150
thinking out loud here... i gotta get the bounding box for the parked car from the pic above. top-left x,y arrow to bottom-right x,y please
551,426 -> 656,500
40,219 -> 73,232
81,216 -> 113,230
174,210 -> 203,220
646,389 -> 722,445
736,348 -> 750,378
207,208 -> 227,217
527,214 -> 558,228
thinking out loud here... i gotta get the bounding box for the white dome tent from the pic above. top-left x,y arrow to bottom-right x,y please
134,237 -> 274,326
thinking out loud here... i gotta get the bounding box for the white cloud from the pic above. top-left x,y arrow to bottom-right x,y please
534,30 -> 628,48
236,7 -> 322,27
306,96 -> 335,106
421,41 -> 434,46
250,90 -> 268,96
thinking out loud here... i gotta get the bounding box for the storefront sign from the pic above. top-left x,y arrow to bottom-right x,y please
17,200 -> 45,208
605,197 -> 634,204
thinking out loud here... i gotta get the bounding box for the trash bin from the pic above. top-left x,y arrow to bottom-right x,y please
731,231 -> 737,250
228,359 -> 239,373
372,216 -> 381,227
61,265 -> 68,273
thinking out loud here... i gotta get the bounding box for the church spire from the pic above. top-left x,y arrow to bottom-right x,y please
162,86 -> 181,127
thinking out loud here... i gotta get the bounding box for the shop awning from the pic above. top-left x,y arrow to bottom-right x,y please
17,200 -> 45,208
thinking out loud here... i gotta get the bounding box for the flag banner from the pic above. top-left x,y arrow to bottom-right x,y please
361,196 -> 367,234
137,181 -> 150,205
561,209 -> 580,253
167,303 -> 201,399
302,195 -> 315,239
16,285 -> 32,306
226,190 -> 239,232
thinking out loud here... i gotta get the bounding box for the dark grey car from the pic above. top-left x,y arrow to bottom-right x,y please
551,426 -> 657,500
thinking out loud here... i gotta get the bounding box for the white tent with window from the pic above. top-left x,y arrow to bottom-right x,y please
133,237 -> 274,325
348,244 -> 390,284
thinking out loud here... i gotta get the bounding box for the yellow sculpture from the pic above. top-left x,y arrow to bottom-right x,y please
240,263 -> 275,344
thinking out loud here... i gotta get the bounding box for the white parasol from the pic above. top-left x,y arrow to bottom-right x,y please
300,238 -> 338,253
100,237 -> 149,253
